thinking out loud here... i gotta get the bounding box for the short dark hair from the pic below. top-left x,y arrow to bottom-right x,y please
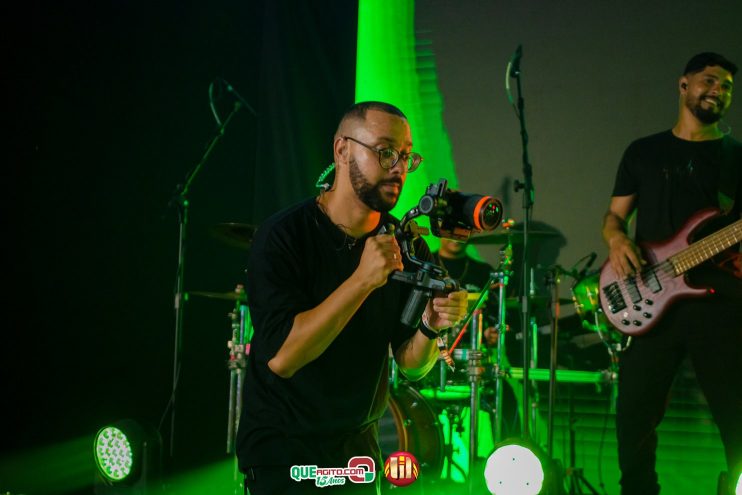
683,52 -> 737,76
341,101 -> 407,123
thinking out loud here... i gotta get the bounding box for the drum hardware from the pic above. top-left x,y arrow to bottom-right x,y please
490,250 -> 513,448
439,404 -> 469,480
435,256 -> 509,494
570,269 -> 627,413
557,261 -> 624,493
225,284 -> 253,455
507,367 -> 616,384
467,310 -> 485,493
544,267 -> 562,457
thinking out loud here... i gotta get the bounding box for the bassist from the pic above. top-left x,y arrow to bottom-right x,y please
602,52 -> 742,495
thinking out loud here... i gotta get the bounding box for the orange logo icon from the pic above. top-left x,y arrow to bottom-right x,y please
384,451 -> 419,487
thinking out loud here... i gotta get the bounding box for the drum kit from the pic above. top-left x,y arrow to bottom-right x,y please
382,231 -> 624,492
189,221 -> 623,491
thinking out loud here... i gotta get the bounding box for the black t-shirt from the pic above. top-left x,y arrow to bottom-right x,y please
612,130 -> 742,296
236,198 -> 432,468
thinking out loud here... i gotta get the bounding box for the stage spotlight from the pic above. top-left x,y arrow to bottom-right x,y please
484,439 -> 551,495
93,419 -> 162,494
95,424 -> 134,481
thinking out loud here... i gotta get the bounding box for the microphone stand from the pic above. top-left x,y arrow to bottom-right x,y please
508,45 -> 536,442
165,101 -> 243,458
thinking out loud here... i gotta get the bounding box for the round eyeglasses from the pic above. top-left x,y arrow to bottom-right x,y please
343,136 -> 423,172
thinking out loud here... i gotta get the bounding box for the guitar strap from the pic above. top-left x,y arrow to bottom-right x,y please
717,135 -> 739,214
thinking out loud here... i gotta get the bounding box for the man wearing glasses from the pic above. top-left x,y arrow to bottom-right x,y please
237,101 -> 467,494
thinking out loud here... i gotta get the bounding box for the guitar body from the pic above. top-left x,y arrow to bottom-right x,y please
599,208 -> 720,336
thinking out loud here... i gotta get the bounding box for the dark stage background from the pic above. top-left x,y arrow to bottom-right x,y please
3,0 -> 357,486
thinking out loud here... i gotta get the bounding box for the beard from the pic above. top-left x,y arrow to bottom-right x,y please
686,93 -> 726,124
348,157 -> 402,212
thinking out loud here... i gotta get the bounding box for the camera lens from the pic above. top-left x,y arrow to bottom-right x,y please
461,194 -> 502,231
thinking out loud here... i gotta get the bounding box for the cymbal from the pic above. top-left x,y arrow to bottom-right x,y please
210,223 -> 257,249
469,229 -> 561,245
189,290 -> 247,303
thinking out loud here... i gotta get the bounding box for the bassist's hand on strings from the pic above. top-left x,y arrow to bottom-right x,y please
602,196 -> 645,279
608,233 -> 645,279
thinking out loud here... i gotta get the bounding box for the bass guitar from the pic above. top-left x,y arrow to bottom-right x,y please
599,208 -> 741,336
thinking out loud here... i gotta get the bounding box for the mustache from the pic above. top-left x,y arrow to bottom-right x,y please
379,178 -> 403,187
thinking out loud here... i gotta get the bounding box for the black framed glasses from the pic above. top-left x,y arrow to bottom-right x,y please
343,136 -> 423,172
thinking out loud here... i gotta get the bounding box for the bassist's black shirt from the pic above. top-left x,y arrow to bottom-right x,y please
612,130 -> 742,298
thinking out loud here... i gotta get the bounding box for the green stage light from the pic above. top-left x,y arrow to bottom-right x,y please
484,440 -> 546,495
736,471 -> 741,495
94,426 -> 134,481
93,419 -> 162,494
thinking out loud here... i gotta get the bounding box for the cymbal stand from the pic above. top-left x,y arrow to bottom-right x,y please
226,285 -> 251,454
445,275 -> 496,495
464,309 -> 483,494
492,268 -> 511,444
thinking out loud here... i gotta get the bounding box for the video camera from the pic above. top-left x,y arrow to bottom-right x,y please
390,179 -> 503,327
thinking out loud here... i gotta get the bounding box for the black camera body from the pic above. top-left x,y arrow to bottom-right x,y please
391,179 -> 504,328
417,179 -> 503,241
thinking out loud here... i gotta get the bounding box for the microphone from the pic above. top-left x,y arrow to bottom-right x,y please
509,44 -> 523,78
218,78 -> 258,116
576,252 -> 598,280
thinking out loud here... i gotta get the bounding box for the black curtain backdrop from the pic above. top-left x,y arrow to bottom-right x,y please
3,0 -> 357,482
